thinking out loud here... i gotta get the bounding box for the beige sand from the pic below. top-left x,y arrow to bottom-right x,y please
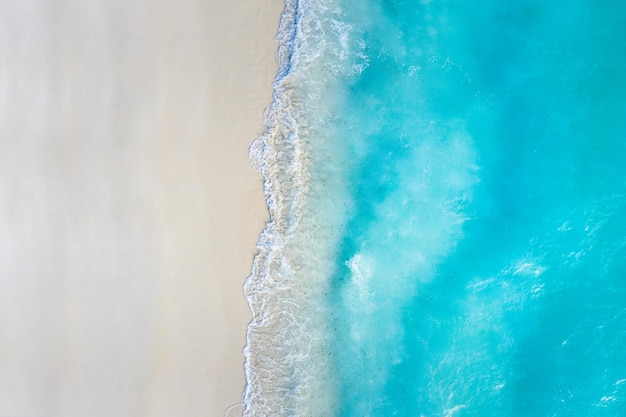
0,0 -> 281,416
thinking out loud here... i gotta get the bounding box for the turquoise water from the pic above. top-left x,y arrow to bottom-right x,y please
244,0 -> 626,415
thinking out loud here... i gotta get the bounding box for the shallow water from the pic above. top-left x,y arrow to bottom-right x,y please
245,1 -> 626,415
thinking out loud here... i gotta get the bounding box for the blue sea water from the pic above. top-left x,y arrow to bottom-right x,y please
244,0 -> 626,416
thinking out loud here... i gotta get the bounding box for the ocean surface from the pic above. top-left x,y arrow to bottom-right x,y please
243,0 -> 626,415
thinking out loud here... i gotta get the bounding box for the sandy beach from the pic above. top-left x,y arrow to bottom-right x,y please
0,1 -> 281,416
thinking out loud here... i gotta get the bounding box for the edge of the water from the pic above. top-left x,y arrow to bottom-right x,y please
241,0 -> 307,414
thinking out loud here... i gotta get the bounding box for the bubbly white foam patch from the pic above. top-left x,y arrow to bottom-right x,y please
511,260 -> 547,277
346,253 -> 374,301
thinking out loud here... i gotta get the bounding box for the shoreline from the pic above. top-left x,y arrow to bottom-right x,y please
241,0 -> 350,414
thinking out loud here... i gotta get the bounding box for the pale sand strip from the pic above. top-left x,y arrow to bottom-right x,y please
0,1 -> 281,416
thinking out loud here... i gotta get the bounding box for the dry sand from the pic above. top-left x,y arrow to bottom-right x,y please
0,0 -> 281,416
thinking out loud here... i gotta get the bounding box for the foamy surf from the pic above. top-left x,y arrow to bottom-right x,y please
243,0 -> 350,414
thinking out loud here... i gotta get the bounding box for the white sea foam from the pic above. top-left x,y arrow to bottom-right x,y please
241,0 -> 363,415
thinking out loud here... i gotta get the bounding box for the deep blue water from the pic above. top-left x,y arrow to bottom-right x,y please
244,1 -> 626,415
